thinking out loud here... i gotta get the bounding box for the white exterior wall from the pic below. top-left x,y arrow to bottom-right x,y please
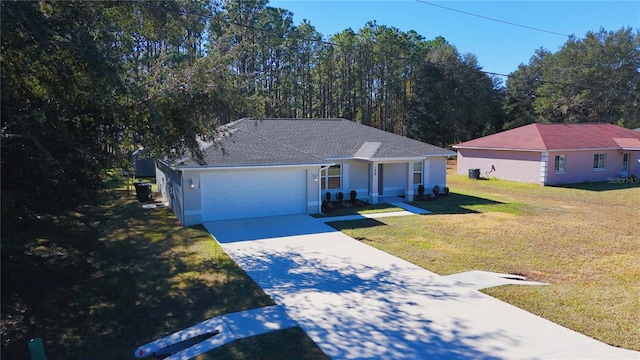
155,164 -> 169,202
339,157 -> 450,202
345,160 -> 369,199
424,157 -> 448,190
170,165 -> 322,226
155,161 -> 185,224
382,162 -> 407,196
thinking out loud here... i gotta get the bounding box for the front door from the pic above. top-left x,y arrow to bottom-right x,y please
622,153 -> 629,177
378,164 -> 384,195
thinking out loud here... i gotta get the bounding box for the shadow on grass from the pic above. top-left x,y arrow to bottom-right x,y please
411,193 -> 504,215
327,218 -> 387,231
550,180 -> 640,192
101,172 -> 128,189
1,183 -> 323,359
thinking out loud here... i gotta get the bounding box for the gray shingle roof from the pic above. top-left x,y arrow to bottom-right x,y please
181,118 -> 454,167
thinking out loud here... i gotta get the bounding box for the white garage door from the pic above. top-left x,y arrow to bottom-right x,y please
200,168 -> 307,221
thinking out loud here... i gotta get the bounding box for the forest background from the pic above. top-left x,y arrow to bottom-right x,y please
2,0 -> 639,223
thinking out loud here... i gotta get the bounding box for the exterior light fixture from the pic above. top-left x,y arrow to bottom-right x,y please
189,179 -> 195,189
313,175 -> 318,182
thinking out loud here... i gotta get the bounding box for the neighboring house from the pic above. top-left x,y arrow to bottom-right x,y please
156,118 -> 455,225
131,149 -> 156,177
454,123 -> 640,185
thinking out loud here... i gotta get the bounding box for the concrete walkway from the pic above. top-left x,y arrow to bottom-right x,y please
443,270 -> 548,290
135,305 -> 297,359
204,215 -> 639,359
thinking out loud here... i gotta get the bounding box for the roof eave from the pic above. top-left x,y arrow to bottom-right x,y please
177,162 -> 331,171
424,152 -> 456,157
344,153 -> 454,161
454,146 -> 545,152
455,146 -> 632,152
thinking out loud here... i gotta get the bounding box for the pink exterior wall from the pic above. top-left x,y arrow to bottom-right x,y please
632,151 -> 640,177
457,148 -> 640,186
546,150 -> 639,185
457,149 -> 542,184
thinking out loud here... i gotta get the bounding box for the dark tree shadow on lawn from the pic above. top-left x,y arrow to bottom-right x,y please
411,193 -> 506,215
326,218 -> 386,231
0,190 -> 275,359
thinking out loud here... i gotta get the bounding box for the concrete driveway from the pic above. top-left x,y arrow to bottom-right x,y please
204,215 -> 639,359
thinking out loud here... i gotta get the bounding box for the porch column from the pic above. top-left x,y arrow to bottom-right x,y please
370,162 -> 379,204
405,161 -> 414,201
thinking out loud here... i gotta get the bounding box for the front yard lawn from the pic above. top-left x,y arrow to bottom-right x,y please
330,175 -> 640,351
1,173 -> 327,359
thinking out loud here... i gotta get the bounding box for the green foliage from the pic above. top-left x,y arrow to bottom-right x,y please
406,44 -> 504,146
432,184 -> 441,196
504,28 -> 640,128
417,184 -> 425,197
1,1 -> 121,219
336,191 -> 344,202
1,1 -> 233,223
8,0 -> 634,231
350,190 -> 357,202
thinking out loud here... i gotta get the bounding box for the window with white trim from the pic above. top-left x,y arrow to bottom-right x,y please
413,161 -> 423,184
321,164 -> 341,190
593,153 -> 606,170
554,155 -> 566,172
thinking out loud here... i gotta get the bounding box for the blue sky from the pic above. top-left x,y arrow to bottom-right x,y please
269,1 -> 639,77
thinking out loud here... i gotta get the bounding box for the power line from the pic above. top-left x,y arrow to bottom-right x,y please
414,0 -> 570,38
141,2 -> 506,74
137,1 -> 636,96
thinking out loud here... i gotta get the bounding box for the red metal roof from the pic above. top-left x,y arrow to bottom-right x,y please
455,123 -> 640,151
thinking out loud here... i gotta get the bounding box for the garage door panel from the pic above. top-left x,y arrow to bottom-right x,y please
201,168 -> 306,222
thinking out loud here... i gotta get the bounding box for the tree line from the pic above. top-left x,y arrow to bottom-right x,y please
1,0 -> 638,222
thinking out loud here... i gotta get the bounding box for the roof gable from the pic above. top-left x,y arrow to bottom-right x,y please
455,123 -> 640,151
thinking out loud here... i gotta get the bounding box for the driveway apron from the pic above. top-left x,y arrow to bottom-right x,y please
204,215 -> 639,360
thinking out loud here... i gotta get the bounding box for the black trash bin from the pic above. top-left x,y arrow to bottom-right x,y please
134,182 -> 152,202
468,168 -> 480,180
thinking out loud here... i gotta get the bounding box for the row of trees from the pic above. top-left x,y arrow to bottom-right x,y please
504,28 -> 639,129
207,0 -> 502,143
1,0 -> 638,222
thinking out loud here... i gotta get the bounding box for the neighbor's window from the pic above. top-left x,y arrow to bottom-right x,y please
321,164 -> 341,190
593,153 -> 606,170
554,155 -> 566,172
413,161 -> 423,184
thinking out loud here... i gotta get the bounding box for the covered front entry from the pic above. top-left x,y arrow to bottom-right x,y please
367,161 -> 416,204
200,168 -> 307,221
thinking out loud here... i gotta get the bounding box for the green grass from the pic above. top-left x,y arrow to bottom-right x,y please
1,173 -> 327,359
330,174 -> 640,351
410,191 -> 530,215
311,202 -> 405,218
